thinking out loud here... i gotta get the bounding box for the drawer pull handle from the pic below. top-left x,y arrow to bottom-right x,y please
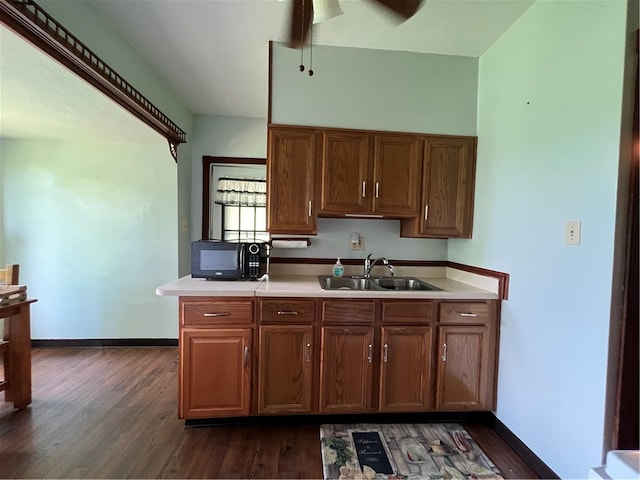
277,310 -> 299,315
460,313 -> 478,317
424,204 -> 429,221
308,200 -> 312,217
204,312 -> 230,317
362,181 -> 366,198
243,346 -> 249,368
305,343 -> 311,363
441,343 -> 447,362
367,344 -> 373,363
375,182 -> 380,198
383,343 -> 389,363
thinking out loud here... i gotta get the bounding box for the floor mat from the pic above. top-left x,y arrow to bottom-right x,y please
320,423 -> 503,480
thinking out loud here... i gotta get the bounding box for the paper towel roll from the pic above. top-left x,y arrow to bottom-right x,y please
271,240 -> 309,249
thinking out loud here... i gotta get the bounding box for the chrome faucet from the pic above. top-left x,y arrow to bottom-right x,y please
363,253 -> 395,278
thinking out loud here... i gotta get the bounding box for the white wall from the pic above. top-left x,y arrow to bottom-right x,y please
448,1 -> 628,477
1,139 -> 178,339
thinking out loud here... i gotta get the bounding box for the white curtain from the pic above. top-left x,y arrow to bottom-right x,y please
215,177 -> 266,206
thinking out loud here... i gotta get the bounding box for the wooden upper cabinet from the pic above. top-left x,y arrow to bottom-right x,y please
319,131 -> 421,218
371,134 -> 422,217
401,135 -> 477,238
320,131 -> 371,215
267,126 -> 319,234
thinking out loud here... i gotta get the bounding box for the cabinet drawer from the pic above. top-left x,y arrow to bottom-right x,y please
181,298 -> 253,326
439,302 -> 490,325
259,299 -> 315,323
322,300 -> 375,324
381,300 -> 433,324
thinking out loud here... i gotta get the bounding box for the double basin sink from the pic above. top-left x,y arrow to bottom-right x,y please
318,275 -> 442,292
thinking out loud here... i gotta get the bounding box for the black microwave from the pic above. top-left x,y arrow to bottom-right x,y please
191,240 -> 267,280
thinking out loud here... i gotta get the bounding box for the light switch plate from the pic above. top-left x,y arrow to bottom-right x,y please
565,221 -> 581,245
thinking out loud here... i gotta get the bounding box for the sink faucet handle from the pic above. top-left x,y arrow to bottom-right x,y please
388,264 -> 395,277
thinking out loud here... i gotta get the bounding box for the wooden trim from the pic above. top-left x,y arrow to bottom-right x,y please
31,338 -> 178,348
201,156 -> 266,239
268,40 -> 273,125
268,257 -> 447,267
612,27 -> 639,450
266,123 -> 478,141
447,262 -> 510,300
0,0 -> 187,160
488,415 -> 559,479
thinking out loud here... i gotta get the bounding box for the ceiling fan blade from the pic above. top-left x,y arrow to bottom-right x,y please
288,0 -> 314,48
369,0 -> 422,19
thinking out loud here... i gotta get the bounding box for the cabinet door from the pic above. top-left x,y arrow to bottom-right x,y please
258,325 -> 314,414
379,326 -> 432,412
320,326 -> 374,413
267,127 -> 318,234
435,325 -> 491,410
422,136 -> 476,237
180,328 -> 251,419
320,131 -> 371,215
372,135 -> 422,217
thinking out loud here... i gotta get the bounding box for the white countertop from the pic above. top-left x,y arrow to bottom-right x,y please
156,275 -> 262,297
156,274 -> 497,300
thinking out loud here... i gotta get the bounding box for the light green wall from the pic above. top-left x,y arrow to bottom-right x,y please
37,0 -> 195,277
1,139 -> 178,339
448,1 -> 629,476
271,42 -> 478,135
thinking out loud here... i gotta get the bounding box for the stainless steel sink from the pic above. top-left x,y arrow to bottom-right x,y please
317,275 -> 441,291
370,277 -> 441,291
317,276 -> 378,290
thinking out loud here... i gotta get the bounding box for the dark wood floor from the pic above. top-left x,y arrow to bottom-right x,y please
0,347 -> 539,479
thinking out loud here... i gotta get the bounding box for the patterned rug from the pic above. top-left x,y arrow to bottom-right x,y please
320,423 -> 503,480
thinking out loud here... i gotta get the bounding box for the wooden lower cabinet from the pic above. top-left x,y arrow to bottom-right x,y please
258,325 -> 314,414
320,326 -> 374,413
178,296 -> 499,419
379,326 -> 432,412
435,325 -> 492,410
180,327 -> 251,419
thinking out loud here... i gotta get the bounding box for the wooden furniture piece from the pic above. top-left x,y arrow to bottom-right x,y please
266,124 -> 477,237
257,298 -> 316,414
177,295 -> 499,420
319,130 -> 422,218
267,126 -> 320,234
0,264 -> 19,285
0,264 -> 36,410
400,136 -> 477,238
178,297 -> 254,419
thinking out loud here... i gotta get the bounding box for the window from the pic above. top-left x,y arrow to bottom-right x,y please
215,176 -> 269,242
